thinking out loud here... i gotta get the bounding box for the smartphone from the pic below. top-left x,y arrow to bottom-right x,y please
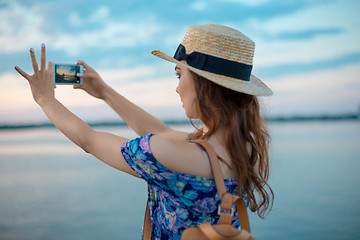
53,63 -> 83,85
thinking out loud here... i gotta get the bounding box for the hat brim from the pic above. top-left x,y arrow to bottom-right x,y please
151,50 -> 273,96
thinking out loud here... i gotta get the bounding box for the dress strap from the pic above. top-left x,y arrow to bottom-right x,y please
217,155 -> 232,169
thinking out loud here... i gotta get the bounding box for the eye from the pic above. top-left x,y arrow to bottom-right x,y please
175,72 -> 180,79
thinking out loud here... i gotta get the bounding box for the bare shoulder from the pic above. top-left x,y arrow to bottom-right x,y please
149,130 -> 212,178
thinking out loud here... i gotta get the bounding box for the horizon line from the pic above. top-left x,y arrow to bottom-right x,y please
0,113 -> 359,130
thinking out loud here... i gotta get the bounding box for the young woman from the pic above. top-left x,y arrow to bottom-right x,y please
15,24 -> 273,239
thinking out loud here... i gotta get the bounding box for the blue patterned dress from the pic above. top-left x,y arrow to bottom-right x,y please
121,134 -> 246,240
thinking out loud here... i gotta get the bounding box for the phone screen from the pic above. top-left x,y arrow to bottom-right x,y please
53,64 -> 83,85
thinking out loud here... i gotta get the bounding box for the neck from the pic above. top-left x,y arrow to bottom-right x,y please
203,125 -> 226,144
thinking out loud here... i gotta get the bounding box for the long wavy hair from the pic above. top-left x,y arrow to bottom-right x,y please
188,71 -> 273,218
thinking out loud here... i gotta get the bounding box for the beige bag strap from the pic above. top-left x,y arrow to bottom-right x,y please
198,223 -> 252,240
194,140 -> 250,232
143,139 -> 251,240
195,140 -> 227,196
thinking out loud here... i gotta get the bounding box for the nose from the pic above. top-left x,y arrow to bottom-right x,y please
176,85 -> 179,94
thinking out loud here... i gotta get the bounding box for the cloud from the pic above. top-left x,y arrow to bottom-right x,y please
97,65 -> 159,84
256,52 -> 360,78
190,1 -> 207,11
89,6 -> 110,22
0,72 -> 33,109
68,5 -> 110,27
243,0 -> 359,34
273,28 -> 343,40
233,0 -> 360,67
266,62 -> 360,115
68,12 -> 82,28
221,0 -> 271,7
0,1 -> 50,53
53,20 -> 162,56
0,2 -> 162,55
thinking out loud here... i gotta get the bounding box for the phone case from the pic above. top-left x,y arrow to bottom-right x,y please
53,63 -> 83,85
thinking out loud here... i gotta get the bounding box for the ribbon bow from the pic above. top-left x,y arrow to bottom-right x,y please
174,44 -> 207,70
173,44 -> 252,81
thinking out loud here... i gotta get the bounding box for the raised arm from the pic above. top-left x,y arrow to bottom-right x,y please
75,61 -> 171,136
15,45 -> 139,178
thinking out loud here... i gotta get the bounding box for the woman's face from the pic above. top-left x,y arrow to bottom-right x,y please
175,65 -> 199,119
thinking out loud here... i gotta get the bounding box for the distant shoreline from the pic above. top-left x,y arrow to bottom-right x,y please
0,114 -> 358,130
266,113 -> 359,122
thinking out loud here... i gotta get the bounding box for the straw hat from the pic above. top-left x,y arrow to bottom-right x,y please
151,24 -> 272,96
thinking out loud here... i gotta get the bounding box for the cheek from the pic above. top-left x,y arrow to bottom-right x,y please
178,84 -> 195,103
177,82 -> 187,100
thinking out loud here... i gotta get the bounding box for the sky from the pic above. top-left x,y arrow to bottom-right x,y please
0,0 -> 359,124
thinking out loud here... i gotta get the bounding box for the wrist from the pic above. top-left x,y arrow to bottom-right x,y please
101,84 -> 115,101
37,96 -> 56,107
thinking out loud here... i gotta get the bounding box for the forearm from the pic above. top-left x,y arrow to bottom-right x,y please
102,85 -> 170,136
39,98 -> 94,151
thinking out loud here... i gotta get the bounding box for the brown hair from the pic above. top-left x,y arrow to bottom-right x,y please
188,71 -> 273,218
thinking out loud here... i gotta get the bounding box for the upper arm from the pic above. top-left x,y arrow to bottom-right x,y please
84,130 -> 140,178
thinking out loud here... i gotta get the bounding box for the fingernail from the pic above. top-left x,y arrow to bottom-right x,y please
41,43 -> 45,48
76,73 -> 83,77
30,48 -> 34,53
14,66 -> 19,70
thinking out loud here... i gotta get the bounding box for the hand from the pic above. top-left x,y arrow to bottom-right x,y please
15,44 -> 54,106
74,61 -> 108,99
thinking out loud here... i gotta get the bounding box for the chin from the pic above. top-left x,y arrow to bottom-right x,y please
185,111 -> 200,119
184,104 -> 200,119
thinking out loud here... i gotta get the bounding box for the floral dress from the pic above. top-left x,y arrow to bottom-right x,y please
121,134 -> 246,240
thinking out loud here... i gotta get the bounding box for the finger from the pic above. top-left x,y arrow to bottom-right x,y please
40,43 -> 46,71
51,62 -> 56,89
76,73 -> 85,80
47,61 -> 53,71
14,66 -> 31,81
30,48 -> 39,74
76,60 -> 90,69
73,84 -> 83,90
46,61 -> 54,80
76,72 -> 92,80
